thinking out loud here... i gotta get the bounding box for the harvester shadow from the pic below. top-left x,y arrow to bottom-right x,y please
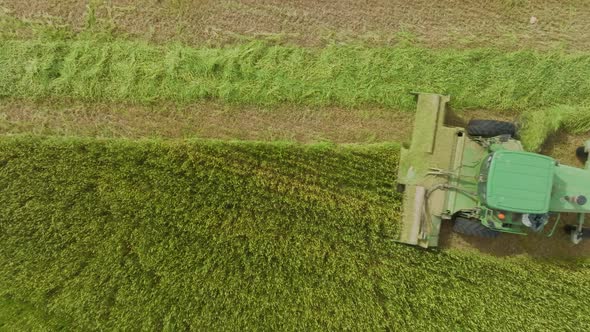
438,217 -> 590,260
540,129 -> 587,166
541,130 -> 569,155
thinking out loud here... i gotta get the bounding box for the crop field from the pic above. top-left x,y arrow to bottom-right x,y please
1,0 -> 590,330
1,137 -> 589,330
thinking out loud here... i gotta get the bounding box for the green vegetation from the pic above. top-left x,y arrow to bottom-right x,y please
1,137 -> 589,330
1,38 -> 590,112
2,2 -> 590,329
0,296 -> 69,331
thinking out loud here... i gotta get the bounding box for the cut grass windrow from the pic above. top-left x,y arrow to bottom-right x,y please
1,39 -> 590,112
1,137 -> 589,330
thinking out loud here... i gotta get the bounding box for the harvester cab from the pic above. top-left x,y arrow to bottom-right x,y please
396,93 -> 590,248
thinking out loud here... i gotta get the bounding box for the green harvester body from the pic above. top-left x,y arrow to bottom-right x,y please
396,93 -> 590,248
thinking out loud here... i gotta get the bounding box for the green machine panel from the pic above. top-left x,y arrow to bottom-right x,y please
485,150 -> 554,214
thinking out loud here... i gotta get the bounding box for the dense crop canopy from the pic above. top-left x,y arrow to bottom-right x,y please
0,137 -> 589,330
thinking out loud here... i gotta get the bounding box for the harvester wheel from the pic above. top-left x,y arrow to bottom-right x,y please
576,146 -> 588,162
466,120 -> 516,138
453,217 -> 500,238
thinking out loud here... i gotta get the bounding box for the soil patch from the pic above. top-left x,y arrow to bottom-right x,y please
2,0 -> 589,50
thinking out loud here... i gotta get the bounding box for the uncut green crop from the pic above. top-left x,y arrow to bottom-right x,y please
0,137 -> 589,330
1,39 -> 590,111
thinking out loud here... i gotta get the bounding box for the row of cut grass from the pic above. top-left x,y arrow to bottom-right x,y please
1,38 -> 590,111
0,137 -> 589,330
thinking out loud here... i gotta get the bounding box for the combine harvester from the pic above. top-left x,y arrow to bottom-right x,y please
396,93 -> 590,248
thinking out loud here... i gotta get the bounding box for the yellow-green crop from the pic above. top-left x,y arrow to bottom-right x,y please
0,137 -> 589,330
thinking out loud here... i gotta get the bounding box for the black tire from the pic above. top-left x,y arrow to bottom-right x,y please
466,120 -> 516,138
453,217 -> 500,238
564,225 -> 590,234
564,224 -> 576,233
396,183 -> 406,193
576,146 -> 588,162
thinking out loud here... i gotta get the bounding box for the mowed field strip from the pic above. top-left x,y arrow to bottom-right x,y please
2,0 -> 590,50
2,37 -> 590,152
0,99 -> 414,143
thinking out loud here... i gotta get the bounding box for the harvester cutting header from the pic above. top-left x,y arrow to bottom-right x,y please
396,93 -> 590,248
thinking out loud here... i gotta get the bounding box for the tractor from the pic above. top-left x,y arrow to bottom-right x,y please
396,93 -> 590,248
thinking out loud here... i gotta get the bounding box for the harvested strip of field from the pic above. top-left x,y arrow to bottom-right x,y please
0,99 -> 412,143
1,137 -> 589,330
2,0 -> 590,50
2,39 -> 590,111
4,98 -> 589,160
